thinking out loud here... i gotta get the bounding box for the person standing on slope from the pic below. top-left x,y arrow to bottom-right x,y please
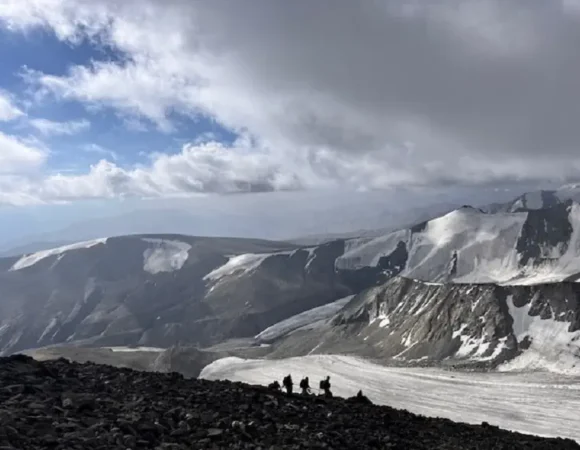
299,376 -> 311,395
283,374 -> 293,394
319,375 -> 332,397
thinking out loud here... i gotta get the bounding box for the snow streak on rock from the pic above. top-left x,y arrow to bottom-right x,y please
203,254 -> 270,282
10,239 -> 108,271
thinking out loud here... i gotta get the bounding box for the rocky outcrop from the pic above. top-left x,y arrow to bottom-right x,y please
267,277 -> 580,372
0,354 -> 577,450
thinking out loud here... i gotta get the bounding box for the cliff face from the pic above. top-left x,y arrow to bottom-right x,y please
268,277 -> 580,372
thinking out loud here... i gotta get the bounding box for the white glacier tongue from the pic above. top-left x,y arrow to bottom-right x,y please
200,354 -> 580,443
10,238 -> 108,271
255,295 -> 354,342
142,239 -> 191,274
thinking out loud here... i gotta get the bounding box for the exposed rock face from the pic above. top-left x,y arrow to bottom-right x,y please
268,277 -> 580,372
0,354 -> 577,450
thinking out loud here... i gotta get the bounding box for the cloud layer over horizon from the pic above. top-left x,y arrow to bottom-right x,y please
1,0 -> 580,205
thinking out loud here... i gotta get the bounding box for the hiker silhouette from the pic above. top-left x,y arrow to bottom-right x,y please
299,376 -> 311,395
319,375 -> 332,397
282,374 -> 293,394
352,390 -> 372,404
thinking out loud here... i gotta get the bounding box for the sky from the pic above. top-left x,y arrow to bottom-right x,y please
0,0 -> 579,246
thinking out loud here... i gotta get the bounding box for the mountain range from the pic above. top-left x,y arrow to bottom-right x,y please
3,187 -> 580,377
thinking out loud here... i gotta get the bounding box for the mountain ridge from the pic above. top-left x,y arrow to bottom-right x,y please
4,196 -> 580,373
260,275 -> 580,374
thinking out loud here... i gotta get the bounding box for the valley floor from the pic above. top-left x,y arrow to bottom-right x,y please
200,354 -> 580,443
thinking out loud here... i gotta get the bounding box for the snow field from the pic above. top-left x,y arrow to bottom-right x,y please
200,354 -> 580,443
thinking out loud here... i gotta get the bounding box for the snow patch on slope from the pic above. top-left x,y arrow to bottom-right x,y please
255,296 -> 354,342
142,239 -> 191,274
499,295 -> 580,374
106,346 -> 165,353
337,230 -> 409,270
204,249 -> 304,284
10,238 -> 108,271
204,254 -> 270,282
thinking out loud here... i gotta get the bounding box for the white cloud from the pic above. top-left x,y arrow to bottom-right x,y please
0,89 -> 25,121
8,138 -> 302,203
29,61 -> 190,132
29,118 -> 90,136
1,0 -> 580,205
0,136 -> 578,207
0,131 -> 46,174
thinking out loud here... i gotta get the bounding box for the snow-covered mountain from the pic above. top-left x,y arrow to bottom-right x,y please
0,234 -> 372,355
5,198 -> 580,373
484,184 -> 580,213
337,200 -> 580,285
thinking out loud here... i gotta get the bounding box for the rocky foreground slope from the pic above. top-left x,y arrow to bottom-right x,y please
1,355 -> 578,450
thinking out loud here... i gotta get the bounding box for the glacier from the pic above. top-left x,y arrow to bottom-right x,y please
200,354 -> 580,443
336,203 -> 580,285
142,238 -> 191,274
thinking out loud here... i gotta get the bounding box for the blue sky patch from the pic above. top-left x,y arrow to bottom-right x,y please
0,25 -> 236,173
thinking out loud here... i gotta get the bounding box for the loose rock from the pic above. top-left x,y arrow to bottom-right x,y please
0,355 -> 577,449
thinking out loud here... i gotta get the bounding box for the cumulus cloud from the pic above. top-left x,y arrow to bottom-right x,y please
2,0 -> 580,204
0,138 -> 304,204
0,132 -> 46,174
29,118 -> 90,136
0,89 -> 25,121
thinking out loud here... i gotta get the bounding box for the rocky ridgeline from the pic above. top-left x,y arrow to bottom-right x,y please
0,355 -> 578,450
